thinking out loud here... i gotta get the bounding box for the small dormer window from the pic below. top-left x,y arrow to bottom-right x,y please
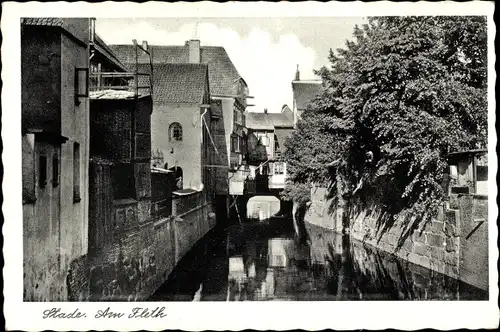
169,122 -> 183,141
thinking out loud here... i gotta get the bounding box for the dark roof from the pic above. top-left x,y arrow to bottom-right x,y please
138,63 -> 208,104
275,128 -> 294,148
448,149 -> 488,156
292,81 -> 324,110
109,44 -> 244,96
21,17 -> 64,27
245,111 -> 293,131
245,112 -> 274,130
269,112 -> 293,128
281,104 -> 293,116
93,34 -> 127,72
21,18 -> 89,45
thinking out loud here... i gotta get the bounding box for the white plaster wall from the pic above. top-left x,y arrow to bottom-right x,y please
60,34 -> 90,270
151,103 -> 203,189
270,162 -> 287,189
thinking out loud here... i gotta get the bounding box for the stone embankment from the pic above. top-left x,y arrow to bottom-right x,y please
304,187 -> 488,291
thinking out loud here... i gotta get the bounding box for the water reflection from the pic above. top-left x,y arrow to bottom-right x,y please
150,221 -> 487,301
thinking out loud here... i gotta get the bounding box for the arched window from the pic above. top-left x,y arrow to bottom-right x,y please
169,122 -> 183,141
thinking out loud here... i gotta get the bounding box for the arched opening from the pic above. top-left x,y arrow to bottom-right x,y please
169,166 -> 183,190
246,196 -> 280,221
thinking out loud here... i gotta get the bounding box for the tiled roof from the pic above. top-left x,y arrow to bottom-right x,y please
245,111 -> 293,131
269,112 -> 293,128
275,128 -> 294,148
93,34 -> 127,72
21,18 -> 64,27
21,17 -> 89,44
245,112 -> 274,131
281,104 -> 293,115
109,44 -> 244,96
292,81 -> 324,110
137,63 -> 208,104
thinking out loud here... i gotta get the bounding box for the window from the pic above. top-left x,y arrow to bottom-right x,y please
39,155 -> 47,188
241,134 -> 248,156
239,135 -> 245,154
231,135 -> 239,153
234,108 -> 243,125
75,67 -> 89,105
73,142 -> 81,202
169,122 -> 183,141
274,162 -> 284,175
476,165 -> 488,181
52,154 -> 59,187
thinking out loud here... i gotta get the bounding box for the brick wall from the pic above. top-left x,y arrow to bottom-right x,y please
173,191 -> 204,216
305,187 -> 489,291
68,192 -> 216,301
90,100 -> 133,162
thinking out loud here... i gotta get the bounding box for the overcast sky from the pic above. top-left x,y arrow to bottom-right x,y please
96,17 -> 366,113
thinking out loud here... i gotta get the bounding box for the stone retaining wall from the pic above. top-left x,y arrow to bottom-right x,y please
304,187 -> 488,291
67,194 -> 216,301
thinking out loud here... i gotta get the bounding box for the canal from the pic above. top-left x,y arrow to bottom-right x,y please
149,218 -> 487,301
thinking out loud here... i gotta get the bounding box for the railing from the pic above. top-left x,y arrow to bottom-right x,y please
172,191 -> 204,216
89,71 -> 152,97
89,40 -> 154,98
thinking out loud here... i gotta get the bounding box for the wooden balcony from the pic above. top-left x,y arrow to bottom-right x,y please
89,71 -> 152,97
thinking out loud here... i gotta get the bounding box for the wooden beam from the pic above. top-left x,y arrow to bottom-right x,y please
211,94 -> 255,99
89,72 -> 151,77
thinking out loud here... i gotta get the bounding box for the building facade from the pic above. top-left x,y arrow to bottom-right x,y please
147,63 -> 211,192
21,18 -> 92,301
110,39 -> 251,217
245,107 -> 294,191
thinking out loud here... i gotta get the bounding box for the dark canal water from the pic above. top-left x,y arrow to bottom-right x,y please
149,219 -> 487,301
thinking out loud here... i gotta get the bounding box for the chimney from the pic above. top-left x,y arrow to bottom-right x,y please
89,18 -> 96,43
295,64 -> 300,81
187,39 -> 201,64
142,40 -> 148,51
264,108 -> 268,114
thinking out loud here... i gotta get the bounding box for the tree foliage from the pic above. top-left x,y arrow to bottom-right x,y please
283,16 -> 487,225
280,181 -> 311,204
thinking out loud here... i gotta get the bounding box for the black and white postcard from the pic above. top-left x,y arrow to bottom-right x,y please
2,1 -> 498,330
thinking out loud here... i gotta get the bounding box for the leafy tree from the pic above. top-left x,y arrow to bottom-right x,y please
280,181 -> 311,205
283,16 -> 487,237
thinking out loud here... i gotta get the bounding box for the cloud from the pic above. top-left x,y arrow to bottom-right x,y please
96,20 -> 318,113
